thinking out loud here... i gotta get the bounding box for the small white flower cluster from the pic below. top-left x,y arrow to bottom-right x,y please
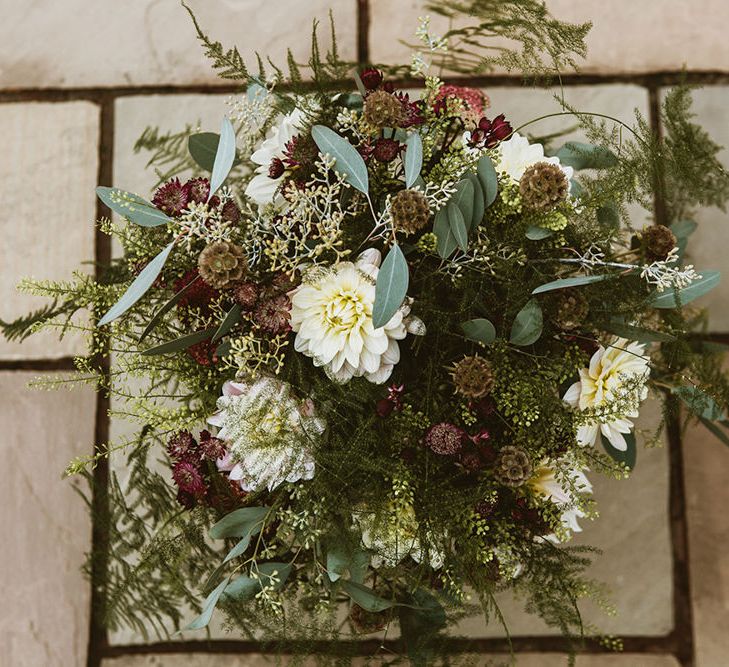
226,87 -> 277,154
640,247 -> 702,292
173,187 -> 238,251
411,15 -> 448,76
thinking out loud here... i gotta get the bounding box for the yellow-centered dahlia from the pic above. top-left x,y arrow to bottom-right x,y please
289,249 -> 424,384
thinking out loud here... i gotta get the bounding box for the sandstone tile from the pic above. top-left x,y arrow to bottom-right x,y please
0,1 -> 356,89
0,101 -> 98,360
662,86 -> 729,331
684,417 -> 729,666
0,372 -> 95,667
369,0 -> 729,75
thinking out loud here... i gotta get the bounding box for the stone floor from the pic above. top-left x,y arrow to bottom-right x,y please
2,1 -> 729,666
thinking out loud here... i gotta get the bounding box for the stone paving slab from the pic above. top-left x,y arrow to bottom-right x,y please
0,101 -> 99,360
369,0 -> 729,76
0,1 -> 357,90
0,372 -> 95,667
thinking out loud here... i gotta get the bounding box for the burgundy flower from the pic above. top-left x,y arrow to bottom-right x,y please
152,178 -> 190,216
186,338 -> 219,366
167,430 -> 197,460
233,281 -> 259,310
394,92 -> 425,128
254,293 -> 292,335
221,200 -> 241,224
425,422 -> 465,456
268,157 -> 285,179
185,177 -> 210,204
172,461 -> 207,497
373,138 -> 402,163
176,489 -> 197,510
468,114 -> 513,149
172,270 -> 220,313
360,67 -> 383,91
199,429 -> 226,461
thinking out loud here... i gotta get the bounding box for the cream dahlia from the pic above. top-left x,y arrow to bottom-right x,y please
563,337 -> 650,451
289,249 -> 425,384
496,132 -> 574,183
244,108 -> 306,207
208,377 -> 325,492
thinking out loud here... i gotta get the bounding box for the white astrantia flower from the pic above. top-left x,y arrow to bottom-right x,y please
354,505 -> 444,569
496,132 -> 574,183
208,377 -> 325,492
244,108 -> 306,207
529,459 -> 593,543
289,248 -> 425,384
563,337 -> 650,451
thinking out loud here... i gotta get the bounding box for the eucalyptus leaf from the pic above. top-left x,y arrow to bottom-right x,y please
210,506 -> 269,539
372,244 -> 409,329
532,274 -> 612,295
649,270 -> 721,309
212,304 -> 242,343
451,179 -> 474,231
461,318 -> 496,345
341,580 -> 395,612
183,576 -> 230,631
673,385 -> 726,421
352,71 -> 366,96
139,274 -> 200,343
98,241 -> 175,326
509,299 -> 543,346
141,327 -> 215,356
209,116 -> 237,199
326,544 -> 369,584
601,432 -> 636,470
312,125 -> 369,194
96,187 -> 171,227
188,132 -> 221,172
404,132 -> 423,188
556,141 -> 618,170
433,207 -> 457,258
525,225 -> 554,240
466,173 -> 485,229
222,563 -> 292,601
223,535 -> 252,564
447,203 -> 468,251
477,155 -> 498,207
399,589 -> 446,660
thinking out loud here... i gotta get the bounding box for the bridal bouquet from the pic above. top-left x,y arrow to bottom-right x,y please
6,1 -> 729,663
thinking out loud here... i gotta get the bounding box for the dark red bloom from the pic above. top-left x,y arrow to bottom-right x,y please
172,270 -> 220,312
254,294 -> 292,335
199,429 -> 226,461
186,338 -> 219,366
382,81 -> 396,93
268,157 -> 285,179
425,422 -> 465,456
475,498 -> 496,518
167,430 -> 197,460
376,398 -> 395,418
176,489 -> 197,510
360,67 -> 383,91
373,138 -> 402,163
172,461 -> 207,497
152,178 -> 190,216
470,396 -> 496,420
394,92 -> 425,127
233,281 -> 259,310
221,200 -> 241,224
185,177 -> 210,204
468,114 -> 513,149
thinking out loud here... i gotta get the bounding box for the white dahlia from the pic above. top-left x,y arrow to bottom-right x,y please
529,459 -> 592,542
208,377 -> 325,492
289,249 -> 425,384
244,108 -> 306,207
563,337 -> 650,451
496,132 -> 574,183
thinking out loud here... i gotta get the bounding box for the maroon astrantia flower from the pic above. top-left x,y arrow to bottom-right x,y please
360,67 -> 383,91
172,461 -> 207,497
185,177 -> 210,204
394,92 -> 425,128
233,281 -> 260,310
268,157 -> 285,179
468,114 -> 513,149
152,178 -> 190,216
425,422 -> 465,456
373,138 -> 402,163
167,430 -> 197,460
187,338 -> 219,367
254,293 -> 292,335
199,429 -> 226,461
376,383 -> 405,417
221,200 -> 241,224
172,270 -> 220,312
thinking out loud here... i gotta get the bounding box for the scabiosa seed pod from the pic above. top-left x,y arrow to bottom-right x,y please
494,446 -> 533,488
425,422 -> 465,456
363,90 -> 405,129
167,430 -> 196,460
198,241 -> 248,289
359,67 -> 383,91
172,461 -> 207,497
233,280 -> 259,310
373,138 -> 401,163
554,292 -> 590,330
451,355 -> 495,399
185,177 -> 210,204
152,178 -> 190,216
390,189 -> 430,234
519,162 -> 569,211
199,429 -> 226,461
642,225 -> 677,262
254,293 -> 292,335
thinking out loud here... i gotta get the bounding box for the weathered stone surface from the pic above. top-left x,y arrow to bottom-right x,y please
369,0 -> 729,75
684,416 -> 729,666
0,1 -> 356,89
664,86 -> 729,332
0,101 -> 98,360
0,372 -> 95,666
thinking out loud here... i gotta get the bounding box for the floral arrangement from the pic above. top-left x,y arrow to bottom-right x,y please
5,1 -> 729,663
